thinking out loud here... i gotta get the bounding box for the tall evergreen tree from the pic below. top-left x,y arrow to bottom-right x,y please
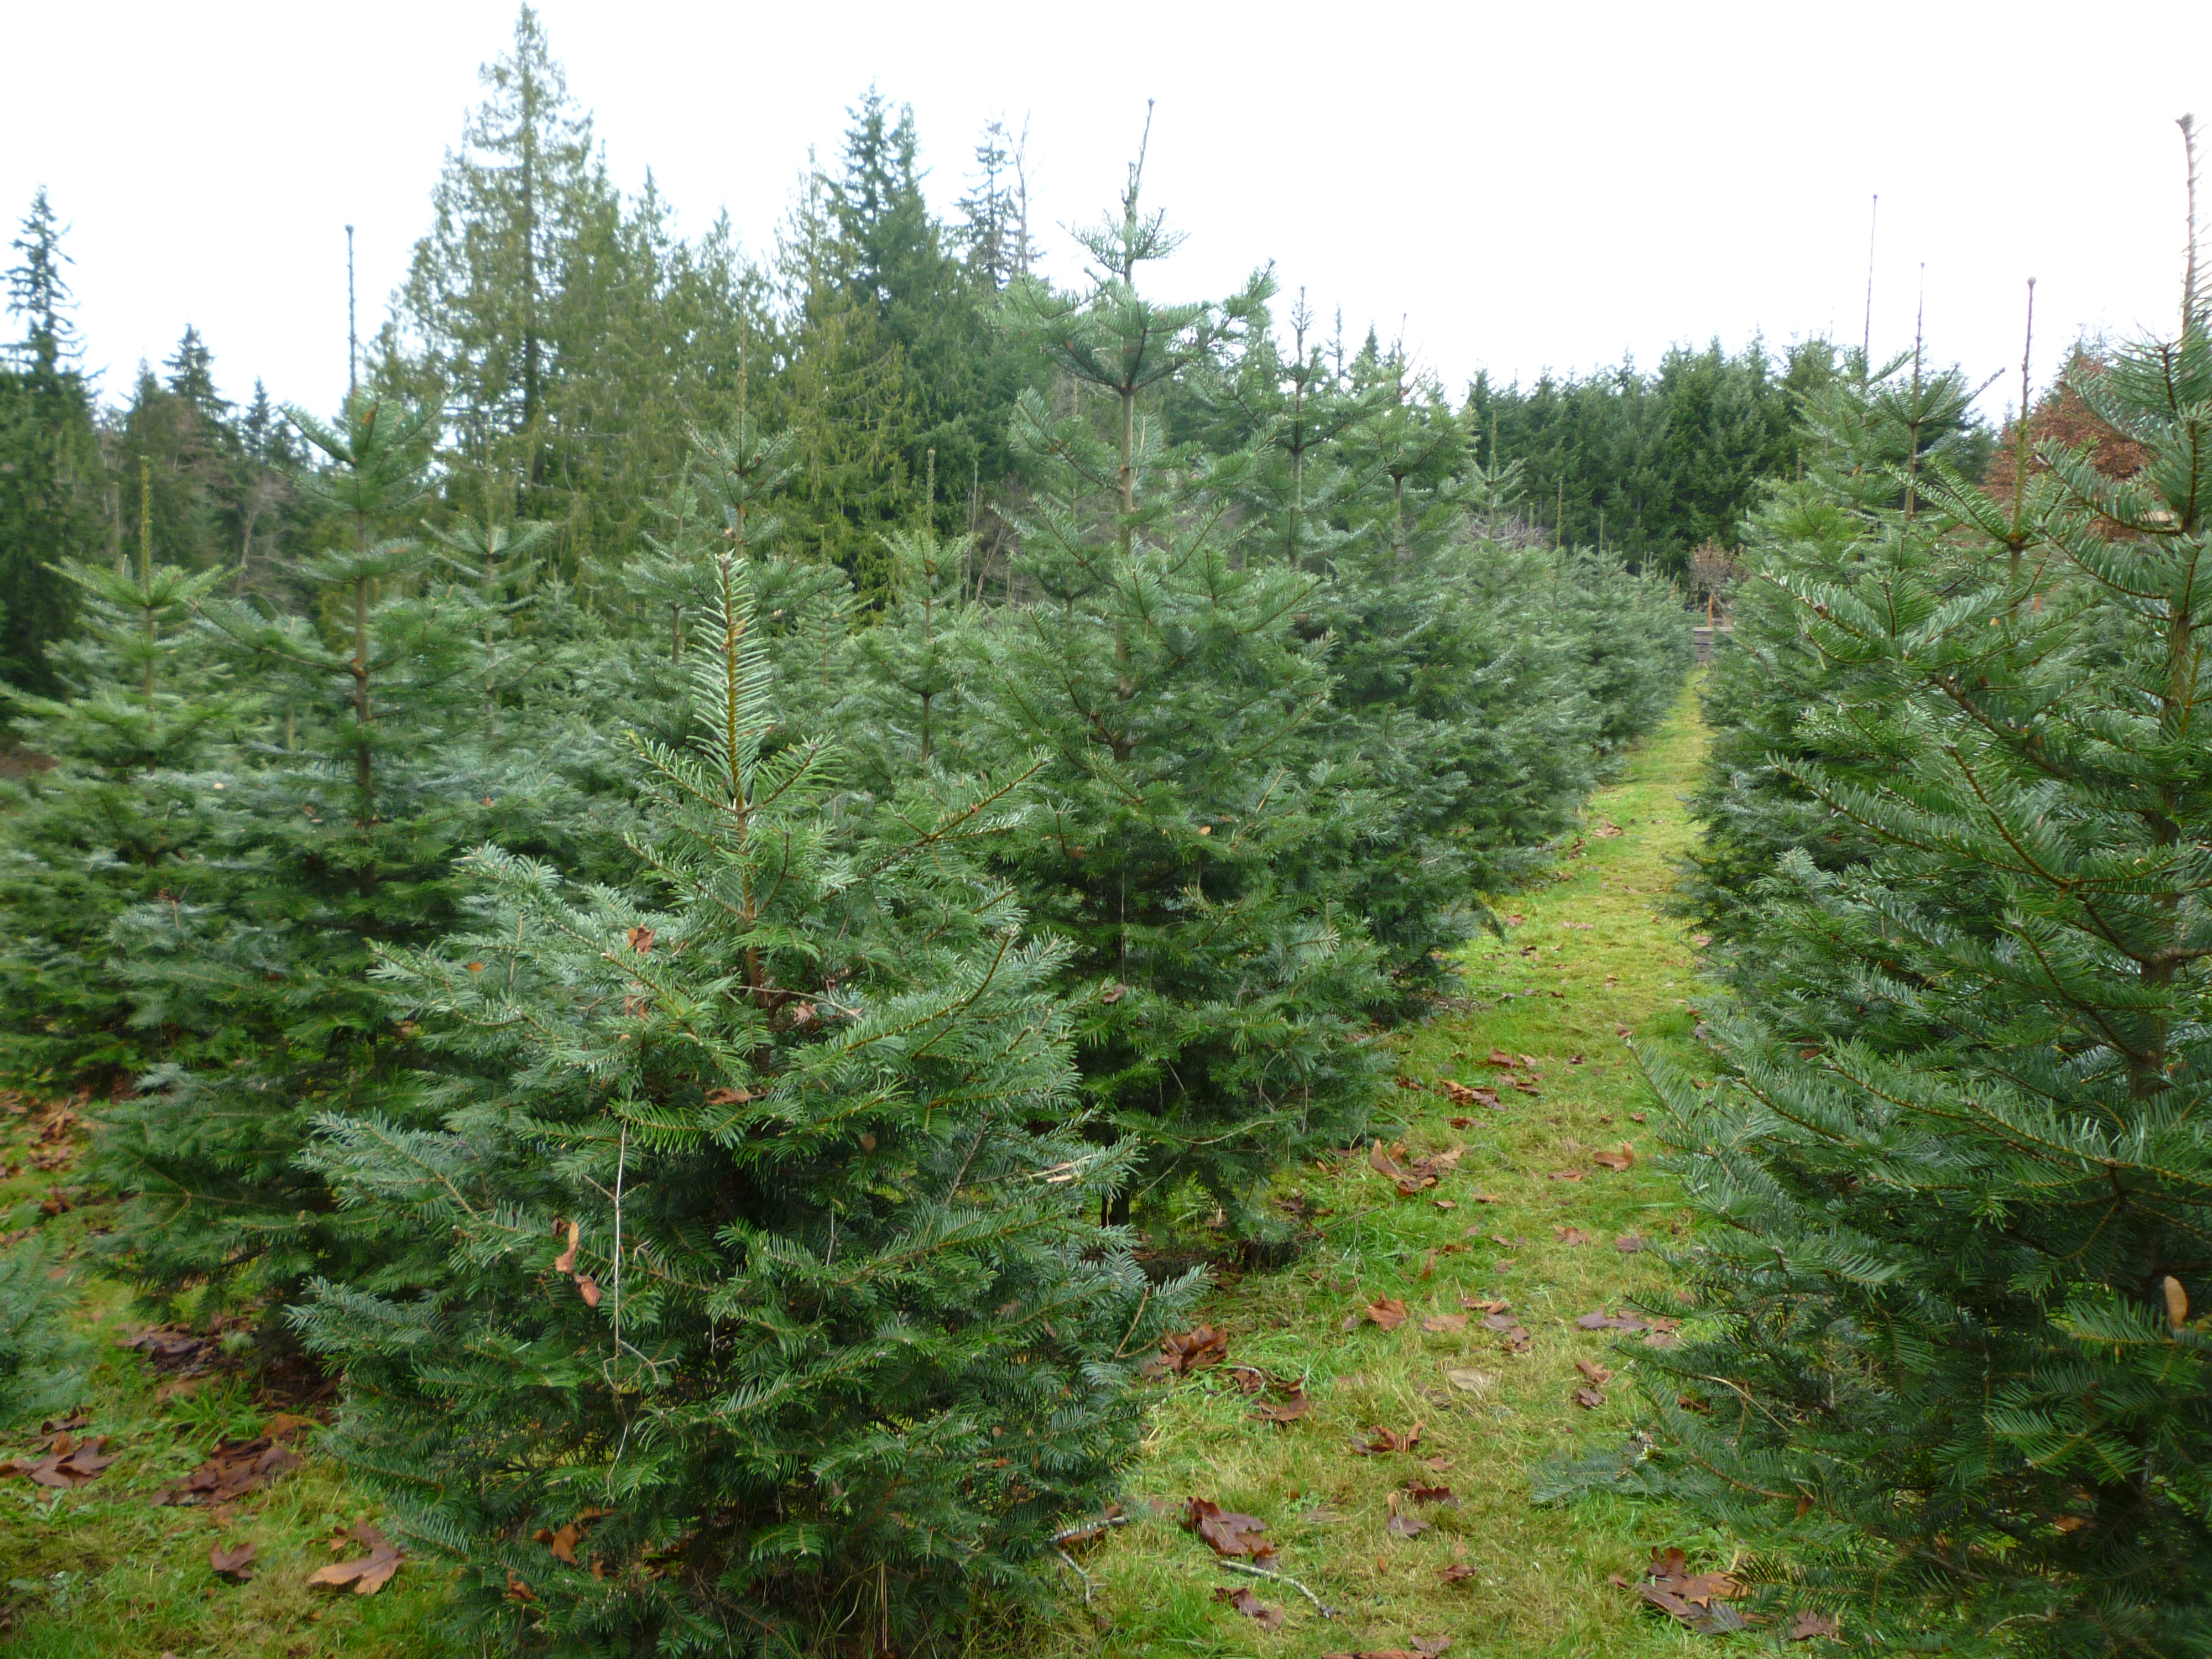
0,188 -> 101,690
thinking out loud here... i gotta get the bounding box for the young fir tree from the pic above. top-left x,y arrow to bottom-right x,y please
1296,357 -> 1620,995
1679,346 -> 1986,978
90,394 -> 566,1318
0,1238 -> 82,1428
1559,236 -> 2212,1652
979,144 -> 1387,1227
0,497 -> 241,1086
294,547 -> 1187,1656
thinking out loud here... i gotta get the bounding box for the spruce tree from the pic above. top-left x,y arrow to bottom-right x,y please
1567,245 -> 2212,1652
293,547 -> 1187,1655
0,1239 -> 82,1428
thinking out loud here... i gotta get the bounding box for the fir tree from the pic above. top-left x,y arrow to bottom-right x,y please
293,547 -> 1188,1655
1560,232 -> 2212,1653
0,512 -> 240,1086
977,149 -> 1387,1228
0,1239 -> 82,1428
88,393 -> 568,1318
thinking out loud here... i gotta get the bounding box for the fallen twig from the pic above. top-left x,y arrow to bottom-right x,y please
1053,1546 -> 1094,1603
1217,1557 -> 1339,1618
1051,1512 -> 1132,1547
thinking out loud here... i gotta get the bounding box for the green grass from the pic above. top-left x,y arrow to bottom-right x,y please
1,681 -> 1730,1659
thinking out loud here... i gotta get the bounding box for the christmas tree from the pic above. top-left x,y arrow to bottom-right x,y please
293,544 -> 1187,1653
90,393 -> 574,1320
1561,184 -> 2212,1652
979,144 -> 1389,1228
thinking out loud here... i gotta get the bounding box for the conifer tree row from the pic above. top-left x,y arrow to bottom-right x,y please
1558,159 -> 2212,1652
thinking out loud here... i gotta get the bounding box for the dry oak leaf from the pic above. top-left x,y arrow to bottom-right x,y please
1182,1497 -> 1275,1561
1592,1145 -> 1636,1172
577,1275 -> 603,1308
1156,1324 -> 1230,1375
1572,1386 -> 1607,1409
1443,1368 -> 1494,1394
1548,1168 -> 1583,1182
1554,1226 -> 1592,1246
1419,1313 -> 1468,1334
1355,1421 -> 1425,1455
1789,1610 -> 1841,1641
1403,1480 -> 1457,1506
1593,821 -> 1623,838
1213,1585 -> 1286,1631
1460,1297 -> 1510,1314
553,1219 -> 580,1275
1477,1312 -> 1520,1333
1363,1297 -> 1410,1331
1386,1511 -> 1432,1538
0,1432 -> 117,1489
1322,1640 -> 1451,1659
1575,1358 -> 1614,1386
626,925 -> 655,953
1439,1563 -> 1478,1584
702,1085 -> 754,1105
309,1520 -> 405,1596
210,1541 -> 257,1584
1614,1234 -> 1647,1254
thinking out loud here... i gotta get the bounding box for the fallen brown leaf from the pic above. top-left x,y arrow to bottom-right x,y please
210,1541 -> 257,1584
1575,1359 -> 1614,1386
1554,1225 -> 1591,1246
1789,1610 -> 1840,1641
1355,1421 -> 1424,1455
1572,1385 -> 1606,1408
1439,1563 -> 1477,1583
1250,1389 -> 1311,1425
0,1432 -> 116,1489
1614,1234 -> 1646,1254
1156,1324 -> 1230,1375
1404,1480 -> 1457,1506
1212,1585 -> 1286,1631
1386,1511 -> 1431,1538
1364,1297 -> 1409,1330
1182,1497 -> 1275,1561
1548,1168 -> 1582,1182
1420,1313 -> 1467,1334
308,1521 -> 405,1596
1443,1368 -> 1494,1394
1592,1145 -> 1636,1172
1634,1547 -> 1746,1633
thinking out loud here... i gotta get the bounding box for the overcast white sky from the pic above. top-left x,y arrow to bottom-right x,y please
5,1 -> 2209,423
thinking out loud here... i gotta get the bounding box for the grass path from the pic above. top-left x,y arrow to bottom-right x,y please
1013,683 -> 1721,1659
1,684 -> 1719,1659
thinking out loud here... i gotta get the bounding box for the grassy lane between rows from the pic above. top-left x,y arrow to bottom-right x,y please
1004,681 -> 1737,1659
1,679 -> 1729,1659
